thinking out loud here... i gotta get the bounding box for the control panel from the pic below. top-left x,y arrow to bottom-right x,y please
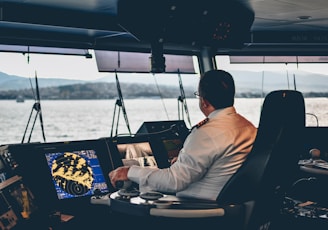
0,145 -> 38,229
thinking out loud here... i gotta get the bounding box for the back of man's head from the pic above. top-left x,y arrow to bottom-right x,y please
199,69 -> 235,109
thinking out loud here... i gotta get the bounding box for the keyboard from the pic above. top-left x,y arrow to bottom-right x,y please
299,159 -> 328,170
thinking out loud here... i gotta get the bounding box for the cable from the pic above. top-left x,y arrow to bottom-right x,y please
177,70 -> 192,128
285,63 -> 290,89
21,71 -> 46,143
110,71 -> 131,136
152,74 -> 169,120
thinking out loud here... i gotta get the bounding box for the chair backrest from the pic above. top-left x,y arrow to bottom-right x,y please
216,90 -> 305,230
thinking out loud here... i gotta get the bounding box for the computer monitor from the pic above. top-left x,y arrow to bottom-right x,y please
45,149 -> 108,200
161,138 -> 184,161
9,138 -> 122,213
135,120 -> 188,168
107,133 -> 185,169
41,138 -> 124,201
150,135 -> 184,169
106,135 -> 157,168
136,120 -> 190,142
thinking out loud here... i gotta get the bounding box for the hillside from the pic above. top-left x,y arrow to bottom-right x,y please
0,82 -> 197,100
0,70 -> 328,100
0,71 -> 86,91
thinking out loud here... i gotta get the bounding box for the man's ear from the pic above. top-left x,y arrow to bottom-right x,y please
202,98 -> 210,108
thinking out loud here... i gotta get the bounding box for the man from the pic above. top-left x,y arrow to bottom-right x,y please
109,69 -> 257,201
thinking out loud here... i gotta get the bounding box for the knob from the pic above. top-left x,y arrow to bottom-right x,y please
309,148 -> 321,159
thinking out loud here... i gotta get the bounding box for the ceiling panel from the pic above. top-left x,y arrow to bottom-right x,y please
0,0 -> 328,55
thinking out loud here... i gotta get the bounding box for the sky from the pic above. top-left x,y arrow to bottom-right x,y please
1,50 -> 328,81
0,50 -> 105,80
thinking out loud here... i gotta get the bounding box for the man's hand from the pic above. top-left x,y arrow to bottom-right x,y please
170,156 -> 178,165
109,166 -> 130,188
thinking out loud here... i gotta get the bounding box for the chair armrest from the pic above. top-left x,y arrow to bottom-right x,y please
149,207 -> 225,218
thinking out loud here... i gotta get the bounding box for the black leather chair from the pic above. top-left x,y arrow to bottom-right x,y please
108,90 -> 306,230
215,89 -> 306,229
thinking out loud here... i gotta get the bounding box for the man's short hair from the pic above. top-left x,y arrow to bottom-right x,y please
199,69 -> 235,109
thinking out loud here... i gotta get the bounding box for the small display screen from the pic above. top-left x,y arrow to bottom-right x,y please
162,139 -> 183,161
117,141 -> 157,167
45,149 -> 109,200
148,136 -> 184,169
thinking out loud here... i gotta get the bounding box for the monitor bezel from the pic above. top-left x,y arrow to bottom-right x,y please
105,135 -> 156,167
148,134 -> 184,169
10,138 -> 122,213
106,134 -> 184,169
44,146 -> 109,200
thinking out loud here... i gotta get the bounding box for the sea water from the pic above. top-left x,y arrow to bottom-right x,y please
0,97 -> 327,145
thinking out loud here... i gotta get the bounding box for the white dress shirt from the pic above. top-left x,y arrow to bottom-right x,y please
127,106 -> 257,200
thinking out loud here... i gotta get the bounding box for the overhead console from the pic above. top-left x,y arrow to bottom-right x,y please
117,0 -> 254,73
117,0 -> 254,49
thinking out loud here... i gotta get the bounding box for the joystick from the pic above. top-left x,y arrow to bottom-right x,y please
115,180 -> 140,199
117,188 -> 140,199
90,193 -> 111,206
115,180 -> 132,189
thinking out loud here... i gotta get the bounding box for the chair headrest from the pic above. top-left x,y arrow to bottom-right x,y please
259,90 -> 305,129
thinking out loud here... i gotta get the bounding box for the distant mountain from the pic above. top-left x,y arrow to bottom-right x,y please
0,72 -> 86,91
230,70 -> 328,93
0,70 -> 327,100
92,70 -> 328,93
0,82 -> 197,100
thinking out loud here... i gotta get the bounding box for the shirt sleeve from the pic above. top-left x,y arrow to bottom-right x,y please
127,126 -> 229,194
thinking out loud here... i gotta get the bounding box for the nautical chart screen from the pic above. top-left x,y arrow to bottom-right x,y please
108,135 -> 157,168
44,145 -> 109,200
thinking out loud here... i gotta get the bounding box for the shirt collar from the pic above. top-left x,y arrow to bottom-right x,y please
208,106 -> 236,119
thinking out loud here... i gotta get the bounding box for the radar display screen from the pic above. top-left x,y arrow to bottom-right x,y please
45,149 -> 109,200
